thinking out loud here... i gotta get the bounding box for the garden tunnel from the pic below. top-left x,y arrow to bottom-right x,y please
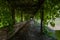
0,0 -> 60,40
6,0 -> 44,35
5,0 -> 44,40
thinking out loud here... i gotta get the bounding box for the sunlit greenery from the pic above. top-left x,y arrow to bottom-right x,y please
0,1 -> 12,28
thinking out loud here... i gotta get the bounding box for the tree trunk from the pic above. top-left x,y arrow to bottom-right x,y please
21,11 -> 23,22
11,7 -> 15,25
40,1 -> 44,40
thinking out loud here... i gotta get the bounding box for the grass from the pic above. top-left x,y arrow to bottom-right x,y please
55,30 -> 60,40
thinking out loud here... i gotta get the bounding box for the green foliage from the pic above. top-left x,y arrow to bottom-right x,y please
0,0 -> 13,28
34,10 -> 40,20
50,22 -> 55,27
0,1 -> 14,36
43,0 -> 60,39
44,0 -> 60,27
0,8 -> 12,27
43,26 -> 52,36
55,31 -> 60,40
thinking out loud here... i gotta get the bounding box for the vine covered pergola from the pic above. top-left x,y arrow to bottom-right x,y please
0,0 -> 60,40
6,0 -> 44,36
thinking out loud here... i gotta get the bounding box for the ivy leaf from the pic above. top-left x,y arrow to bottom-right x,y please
50,22 -> 55,27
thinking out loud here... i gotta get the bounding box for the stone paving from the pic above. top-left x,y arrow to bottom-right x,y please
9,20 -> 56,40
